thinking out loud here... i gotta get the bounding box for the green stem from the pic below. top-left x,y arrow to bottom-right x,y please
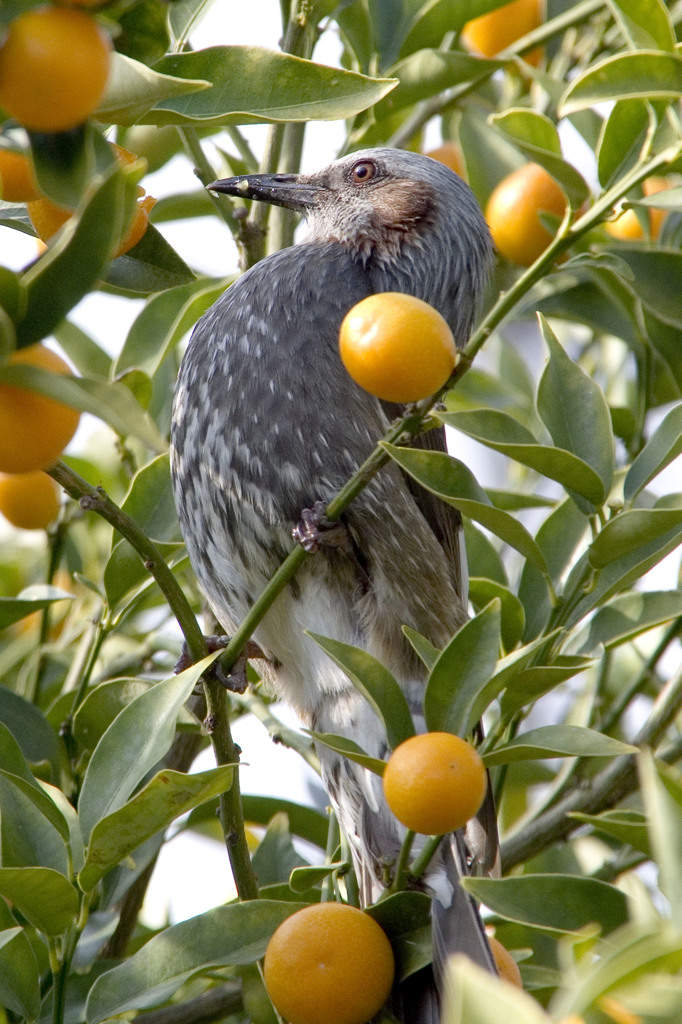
321,811 -> 341,903
410,834 -> 445,881
204,680 -> 260,901
177,127 -> 243,238
390,829 -> 416,892
47,461 -> 207,663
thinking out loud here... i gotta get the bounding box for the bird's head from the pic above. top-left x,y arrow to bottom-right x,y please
209,147 -> 493,343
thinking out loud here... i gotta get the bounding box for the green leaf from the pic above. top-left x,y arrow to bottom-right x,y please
483,725 -> 636,766
289,864 -> 339,892
568,810 -> 651,857
0,588 -> 72,631
96,51 -> 210,126
79,765 -> 233,892
607,0 -> 676,52
73,678 -> 198,752
569,590 -> 682,654
309,731 -> 387,776
115,278 -> 226,377
625,402 -> 682,501
0,772 -> 67,872
589,508 -> 682,568
443,955 -> 551,1024
402,626 -> 440,672
78,657 -> 216,841
382,443 -> 549,576
16,163 -> 128,346
468,577 -> 525,653
103,538 -> 182,613
597,99 -> 650,188
376,50 -> 502,120
464,874 -> 629,934
602,246 -> 682,328
0,687 -> 60,778
368,890 -> 433,981
639,752 -> 682,931
0,362 -> 167,453
306,633 -> 415,749
240,796 -> 329,850
498,656 -> 596,718
424,601 -> 501,736
439,410 -> 606,508
517,497 -> 588,641
0,867 -> 79,935
536,317 -> 615,511
491,109 -> 589,208
141,48 -> 397,127
85,901 -> 308,1021
103,221 -> 197,295
0,927 -> 40,1022
119,454 -> 181,543
252,813 -> 307,887
0,768 -> 70,845
559,51 -> 682,115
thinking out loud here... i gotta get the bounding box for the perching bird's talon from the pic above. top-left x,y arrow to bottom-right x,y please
292,500 -> 349,553
174,636 -> 265,694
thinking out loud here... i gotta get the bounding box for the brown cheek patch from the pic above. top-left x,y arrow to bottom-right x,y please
372,180 -> 436,232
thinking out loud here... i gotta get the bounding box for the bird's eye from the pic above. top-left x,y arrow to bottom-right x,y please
350,160 -> 376,184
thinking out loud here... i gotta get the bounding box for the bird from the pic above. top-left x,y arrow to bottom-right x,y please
170,147 -> 497,1020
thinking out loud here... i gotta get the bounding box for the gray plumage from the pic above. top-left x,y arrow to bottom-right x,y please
170,148 -> 496,1020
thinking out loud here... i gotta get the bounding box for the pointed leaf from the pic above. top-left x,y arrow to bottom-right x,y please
79,765 -> 233,891
306,632 -> 415,748
0,927 -> 40,1022
0,686 -> 60,776
115,278 -> 226,377
569,590 -> 682,654
145,48 -> 397,127
588,508 -> 682,568
402,626 -> 440,672
0,768 -> 70,844
464,874 -> 628,934
97,51 -> 210,125
78,656 -> 216,841
499,656 -> 596,718
424,601 -> 501,736
560,51 -> 682,115
382,443 -> 549,576
607,0 -> 676,52
468,577 -> 525,653
491,109 -> 589,207
240,796 -> 328,850
309,731 -> 386,776
602,246 -> 682,328
483,725 -> 636,766
438,411 -> 606,507
597,99 -> 650,188
0,867 -> 79,935
0,772 -> 67,872
624,402 -> 682,500
376,50 -> 502,119
537,317 -> 614,509
568,810 -> 651,857
86,901 -> 308,1021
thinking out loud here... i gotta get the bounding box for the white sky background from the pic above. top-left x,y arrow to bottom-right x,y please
1,0 -> 680,922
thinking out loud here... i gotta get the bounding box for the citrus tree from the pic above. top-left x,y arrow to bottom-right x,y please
1,1 -> 682,1023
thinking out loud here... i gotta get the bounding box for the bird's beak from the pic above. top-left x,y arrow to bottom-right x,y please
207,173 -> 323,211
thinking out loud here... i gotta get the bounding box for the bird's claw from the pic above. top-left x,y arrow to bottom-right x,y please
293,500 -> 351,554
174,636 -> 265,693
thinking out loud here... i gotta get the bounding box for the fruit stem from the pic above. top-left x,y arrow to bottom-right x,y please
409,834 -> 445,881
390,829 -> 416,892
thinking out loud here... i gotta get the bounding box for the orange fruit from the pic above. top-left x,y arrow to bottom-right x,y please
487,936 -> 523,988
339,292 -> 457,403
383,732 -> 487,835
0,471 -> 60,530
486,162 -> 567,266
0,345 -> 80,474
116,194 -> 156,255
27,196 -> 72,242
0,6 -> 111,133
425,142 -> 464,177
607,177 -> 669,241
264,903 -> 394,1024
0,150 -> 40,202
462,0 -> 543,65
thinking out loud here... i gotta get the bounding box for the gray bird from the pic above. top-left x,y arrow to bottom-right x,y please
170,147 -> 496,1020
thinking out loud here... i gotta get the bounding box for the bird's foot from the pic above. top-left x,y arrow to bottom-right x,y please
174,636 -> 265,693
293,500 -> 351,554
